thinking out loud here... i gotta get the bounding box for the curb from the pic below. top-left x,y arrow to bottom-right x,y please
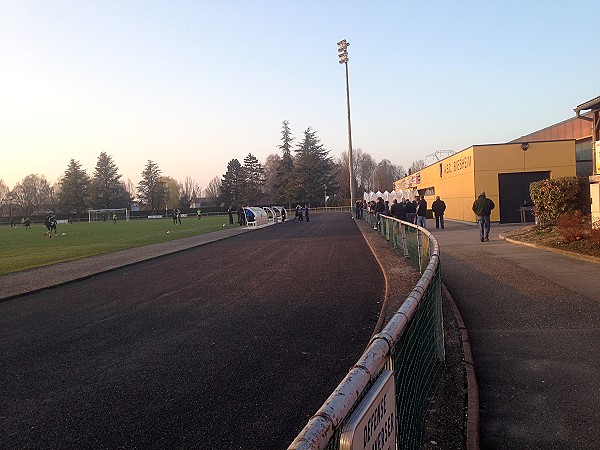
443,283 -> 480,450
498,232 -> 600,264
354,219 -> 391,340
357,218 -> 479,449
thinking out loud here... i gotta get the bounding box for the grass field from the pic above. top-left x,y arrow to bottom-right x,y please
0,215 -> 235,275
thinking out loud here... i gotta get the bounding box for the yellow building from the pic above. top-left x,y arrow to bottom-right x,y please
394,140 -> 576,223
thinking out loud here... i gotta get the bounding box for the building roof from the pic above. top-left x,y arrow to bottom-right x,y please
574,95 -> 600,115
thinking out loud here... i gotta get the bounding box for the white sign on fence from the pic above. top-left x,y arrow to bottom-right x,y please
339,370 -> 397,450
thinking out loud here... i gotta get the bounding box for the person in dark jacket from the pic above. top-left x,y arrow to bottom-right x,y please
416,196 -> 427,229
472,191 -> 495,242
431,196 -> 447,229
374,197 -> 386,230
237,206 -> 245,226
405,198 -> 416,224
390,199 -> 402,219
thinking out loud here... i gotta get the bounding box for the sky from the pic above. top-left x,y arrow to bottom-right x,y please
1,1 -> 599,193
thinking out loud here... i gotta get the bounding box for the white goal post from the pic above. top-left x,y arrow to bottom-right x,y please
88,208 -> 130,222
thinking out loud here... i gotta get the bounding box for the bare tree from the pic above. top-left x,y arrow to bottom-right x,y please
11,174 -> 54,216
204,176 -> 221,206
178,176 -> 196,209
373,159 -> 401,192
125,178 -> 137,203
0,179 -> 8,205
162,176 -> 180,210
357,151 -> 376,192
409,159 -> 426,175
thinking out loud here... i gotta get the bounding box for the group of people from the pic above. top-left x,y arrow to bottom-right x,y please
293,204 -> 309,222
8,217 -> 32,230
171,208 -> 182,225
363,195 -> 446,231
44,212 -> 57,237
361,190 -> 495,242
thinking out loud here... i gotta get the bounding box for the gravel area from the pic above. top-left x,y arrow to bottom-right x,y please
356,219 -> 467,449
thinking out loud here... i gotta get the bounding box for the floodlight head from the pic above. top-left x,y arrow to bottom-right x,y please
337,39 -> 349,51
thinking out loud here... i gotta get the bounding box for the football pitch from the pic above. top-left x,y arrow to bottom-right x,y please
0,215 -> 235,275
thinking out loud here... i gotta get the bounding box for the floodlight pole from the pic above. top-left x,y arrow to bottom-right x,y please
338,39 -> 355,217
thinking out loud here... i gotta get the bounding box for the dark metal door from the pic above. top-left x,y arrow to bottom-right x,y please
498,171 -> 550,223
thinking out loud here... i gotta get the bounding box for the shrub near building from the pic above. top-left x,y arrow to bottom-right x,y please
529,176 -> 589,226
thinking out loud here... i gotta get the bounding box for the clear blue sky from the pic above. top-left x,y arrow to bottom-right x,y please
1,1 -> 598,193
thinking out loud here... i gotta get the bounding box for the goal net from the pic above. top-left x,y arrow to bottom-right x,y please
88,208 -> 130,222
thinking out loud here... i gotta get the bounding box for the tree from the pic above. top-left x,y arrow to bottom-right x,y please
219,159 -> 243,207
205,176 -> 221,207
125,178 -> 137,203
137,160 -> 166,212
409,159 -> 426,175
0,179 -> 8,206
294,127 -> 334,205
241,153 -> 265,205
90,152 -> 130,208
57,159 -> 90,216
373,159 -> 403,192
12,174 -> 54,216
356,149 -> 376,192
178,176 -> 196,209
272,120 -> 296,207
262,153 -> 281,204
336,147 -> 366,199
162,176 -> 180,210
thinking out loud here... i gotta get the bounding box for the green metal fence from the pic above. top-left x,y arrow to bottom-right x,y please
289,213 -> 444,450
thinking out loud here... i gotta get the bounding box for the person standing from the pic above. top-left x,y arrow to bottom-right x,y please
112,212 -> 117,224
390,199 -> 402,220
49,213 -> 58,237
416,195 -> 428,229
405,198 -> 416,224
431,196 -> 447,229
294,204 -> 303,222
304,204 -> 310,222
227,206 -> 234,224
355,200 -> 363,220
44,213 -> 55,238
472,191 -> 495,242
374,196 -> 386,230
237,206 -> 245,226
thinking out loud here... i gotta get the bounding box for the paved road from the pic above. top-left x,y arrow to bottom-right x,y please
433,220 -> 600,449
0,213 -> 384,449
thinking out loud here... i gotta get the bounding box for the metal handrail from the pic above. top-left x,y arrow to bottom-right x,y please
289,214 -> 442,449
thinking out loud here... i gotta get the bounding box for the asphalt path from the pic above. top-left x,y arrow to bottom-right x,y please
0,213 -> 384,449
435,220 -> 600,449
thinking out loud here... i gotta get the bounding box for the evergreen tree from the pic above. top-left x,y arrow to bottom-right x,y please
294,127 -> 334,205
241,153 -> 265,205
219,159 -> 243,207
90,152 -> 131,208
273,120 -> 296,206
58,159 -> 90,216
137,160 -> 167,212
